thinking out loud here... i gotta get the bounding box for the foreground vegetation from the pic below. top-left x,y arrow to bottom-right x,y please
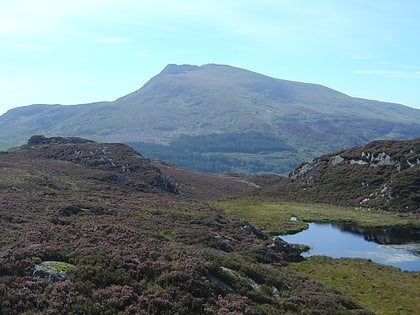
2,136 -> 418,314
219,201 -> 420,235
0,138 -> 372,314
291,256 -> 420,315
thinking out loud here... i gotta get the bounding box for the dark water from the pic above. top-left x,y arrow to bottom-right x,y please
281,223 -> 420,271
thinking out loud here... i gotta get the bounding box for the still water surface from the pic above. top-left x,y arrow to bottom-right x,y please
281,223 -> 420,271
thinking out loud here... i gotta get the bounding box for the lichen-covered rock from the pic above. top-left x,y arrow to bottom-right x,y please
33,261 -> 75,283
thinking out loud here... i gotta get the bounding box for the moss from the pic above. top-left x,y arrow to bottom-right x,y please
40,261 -> 75,273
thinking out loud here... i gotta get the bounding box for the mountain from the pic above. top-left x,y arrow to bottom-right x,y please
1,64 -> 420,174
0,136 -> 372,314
259,138 -> 420,213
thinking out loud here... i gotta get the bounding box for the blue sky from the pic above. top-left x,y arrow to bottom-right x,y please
1,0 -> 420,115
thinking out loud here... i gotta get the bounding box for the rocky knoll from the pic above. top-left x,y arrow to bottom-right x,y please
264,138 -> 420,213
20,135 -> 178,194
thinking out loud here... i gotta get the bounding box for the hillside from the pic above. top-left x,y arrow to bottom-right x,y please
0,136 -> 372,314
1,64 -> 420,174
259,138 -> 420,213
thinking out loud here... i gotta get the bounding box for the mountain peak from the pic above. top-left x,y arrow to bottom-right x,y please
160,64 -> 200,75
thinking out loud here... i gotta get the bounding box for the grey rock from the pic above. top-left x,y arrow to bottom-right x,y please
241,222 -> 268,240
33,261 -> 75,283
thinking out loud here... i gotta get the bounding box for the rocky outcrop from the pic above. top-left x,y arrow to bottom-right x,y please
289,160 -> 318,181
269,236 -> 297,253
291,139 -> 420,182
327,152 -> 402,170
240,222 -> 268,240
292,150 -> 407,181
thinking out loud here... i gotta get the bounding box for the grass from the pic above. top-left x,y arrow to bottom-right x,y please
290,256 -> 420,315
218,200 -> 420,235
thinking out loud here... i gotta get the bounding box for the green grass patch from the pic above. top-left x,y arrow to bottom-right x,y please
290,256 -> 420,315
218,201 -> 419,235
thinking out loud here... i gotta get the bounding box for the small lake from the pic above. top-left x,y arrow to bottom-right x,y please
281,223 -> 420,271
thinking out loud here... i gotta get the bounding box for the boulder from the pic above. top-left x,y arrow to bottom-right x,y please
241,222 -> 268,240
33,261 -> 75,283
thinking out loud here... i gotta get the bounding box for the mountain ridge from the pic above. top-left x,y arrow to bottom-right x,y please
1,63 -> 420,174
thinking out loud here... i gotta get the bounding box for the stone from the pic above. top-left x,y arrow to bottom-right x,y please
241,222 -> 268,240
330,155 -> 345,166
289,159 -> 318,180
33,261 -> 75,283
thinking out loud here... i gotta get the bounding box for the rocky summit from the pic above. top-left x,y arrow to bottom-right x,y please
0,136 -> 373,314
